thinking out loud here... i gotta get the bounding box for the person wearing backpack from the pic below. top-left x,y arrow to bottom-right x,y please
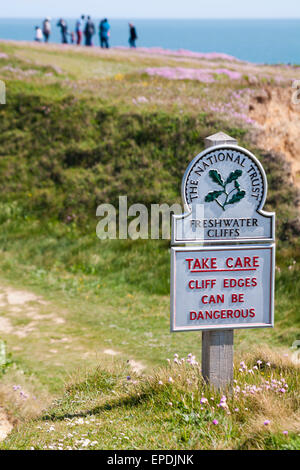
84,16 -> 95,46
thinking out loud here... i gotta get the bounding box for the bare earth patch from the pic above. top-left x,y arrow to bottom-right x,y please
103,349 -> 119,356
127,359 -> 146,374
103,350 -> 146,373
0,408 -> 12,442
0,317 -> 13,334
5,288 -> 41,305
0,285 -> 65,336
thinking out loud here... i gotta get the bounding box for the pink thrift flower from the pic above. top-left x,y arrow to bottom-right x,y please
212,419 -> 219,425
264,420 -> 270,426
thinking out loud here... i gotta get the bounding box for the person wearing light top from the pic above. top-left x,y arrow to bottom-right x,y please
42,17 -> 51,43
34,26 -> 43,43
75,15 -> 85,45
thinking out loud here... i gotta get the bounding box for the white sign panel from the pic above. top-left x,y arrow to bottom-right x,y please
171,245 -> 275,332
172,145 -> 275,244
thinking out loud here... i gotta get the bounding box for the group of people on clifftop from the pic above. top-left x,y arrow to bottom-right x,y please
34,16 -> 138,48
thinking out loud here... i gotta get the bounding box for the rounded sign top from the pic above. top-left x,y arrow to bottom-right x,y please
183,145 -> 267,215
171,144 -> 275,244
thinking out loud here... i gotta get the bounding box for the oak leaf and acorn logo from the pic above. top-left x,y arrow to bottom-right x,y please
205,169 -> 245,211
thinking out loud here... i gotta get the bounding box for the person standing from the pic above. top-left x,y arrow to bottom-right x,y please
42,17 -> 51,43
70,31 -> 75,44
99,18 -> 110,48
84,16 -> 95,46
34,26 -> 43,42
57,18 -> 68,44
75,15 -> 85,45
129,23 -> 137,48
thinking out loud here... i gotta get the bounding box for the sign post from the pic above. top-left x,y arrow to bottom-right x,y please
171,132 -> 275,390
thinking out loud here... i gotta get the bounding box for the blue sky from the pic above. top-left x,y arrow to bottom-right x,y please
1,0 -> 300,18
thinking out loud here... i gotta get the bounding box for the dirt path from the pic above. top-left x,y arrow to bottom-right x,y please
0,282 -> 147,442
0,282 -> 145,367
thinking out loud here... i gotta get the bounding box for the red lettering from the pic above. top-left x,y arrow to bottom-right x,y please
227,309 -> 233,318
190,311 -> 197,320
194,259 -> 201,270
232,293 -> 245,303
250,308 -> 255,317
186,259 -> 193,270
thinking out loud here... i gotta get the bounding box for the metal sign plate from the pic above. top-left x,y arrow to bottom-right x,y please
170,244 -> 275,332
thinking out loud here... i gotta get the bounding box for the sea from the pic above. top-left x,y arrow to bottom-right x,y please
0,18 -> 300,64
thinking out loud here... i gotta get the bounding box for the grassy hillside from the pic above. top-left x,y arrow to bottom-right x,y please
0,41 -> 299,450
2,349 -> 300,450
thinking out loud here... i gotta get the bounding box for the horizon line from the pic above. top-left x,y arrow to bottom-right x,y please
1,16 -> 300,20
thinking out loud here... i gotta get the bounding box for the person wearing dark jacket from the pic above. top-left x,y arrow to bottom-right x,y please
84,16 -> 95,46
129,23 -> 137,48
57,18 -> 68,44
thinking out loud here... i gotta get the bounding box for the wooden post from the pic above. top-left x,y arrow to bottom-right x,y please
202,329 -> 234,389
201,132 -> 237,390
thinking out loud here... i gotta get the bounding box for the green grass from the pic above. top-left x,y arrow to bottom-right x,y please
0,41 -> 299,450
2,350 -> 299,450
